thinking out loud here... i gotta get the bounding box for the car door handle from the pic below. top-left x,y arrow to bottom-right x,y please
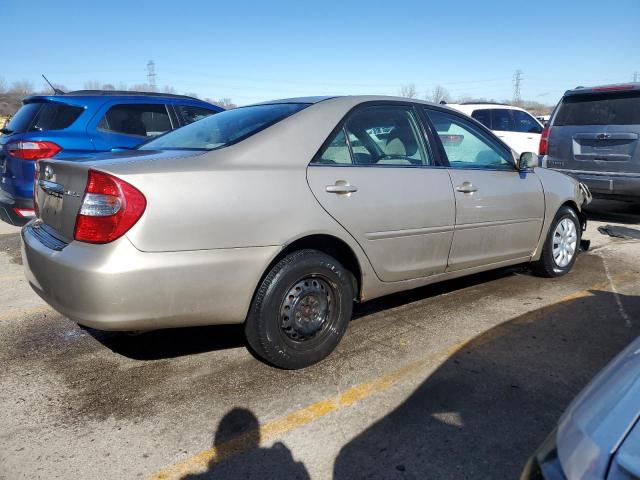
326,182 -> 358,194
455,182 -> 478,194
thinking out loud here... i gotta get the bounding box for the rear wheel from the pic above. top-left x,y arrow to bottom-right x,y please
531,206 -> 581,278
245,249 -> 354,369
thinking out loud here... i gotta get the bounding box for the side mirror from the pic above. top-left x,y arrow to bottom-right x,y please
519,151 -> 540,169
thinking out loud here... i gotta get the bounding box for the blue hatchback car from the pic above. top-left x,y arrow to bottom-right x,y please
0,90 -> 223,225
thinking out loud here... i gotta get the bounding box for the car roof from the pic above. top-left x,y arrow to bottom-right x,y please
564,82 -> 640,97
22,90 -> 221,108
248,95 -> 445,108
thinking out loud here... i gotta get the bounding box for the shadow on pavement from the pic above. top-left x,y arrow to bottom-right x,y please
334,290 -> 640,479
585,199 -> 640,225
181,407 -> 310,480
86,324 -> 247,360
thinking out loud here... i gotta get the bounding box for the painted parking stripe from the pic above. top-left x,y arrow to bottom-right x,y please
149,270 -> 637,480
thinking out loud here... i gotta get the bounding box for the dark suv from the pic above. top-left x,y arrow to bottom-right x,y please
0,91 -> 223,225
542,83 -> 640,203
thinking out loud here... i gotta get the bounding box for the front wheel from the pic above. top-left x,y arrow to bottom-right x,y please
245,249 -> 354,369
531,206 -> 581,278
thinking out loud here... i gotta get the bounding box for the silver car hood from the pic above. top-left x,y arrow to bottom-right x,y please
557,335 -> 640,478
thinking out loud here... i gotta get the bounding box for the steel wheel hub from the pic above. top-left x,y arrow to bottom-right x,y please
280,277 -> 332,341
552,218 -> 578,268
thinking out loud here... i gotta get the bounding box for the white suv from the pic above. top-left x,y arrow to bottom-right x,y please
447,103 -> 544,154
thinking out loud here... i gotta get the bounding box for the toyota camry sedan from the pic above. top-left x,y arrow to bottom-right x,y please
22,96 -> 591,369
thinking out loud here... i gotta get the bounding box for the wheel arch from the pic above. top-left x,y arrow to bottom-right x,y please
261,234 -> 363,303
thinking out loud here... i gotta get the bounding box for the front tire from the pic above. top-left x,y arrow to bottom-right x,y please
532,206 -> 581,278
245,249 -> 354,369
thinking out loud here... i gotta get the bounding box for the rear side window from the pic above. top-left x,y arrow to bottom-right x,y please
176,105 -> 217,125
140,103 -> 309,151
554,92 -> 640,126
471,109 -> 492,129
5,102 -> 83,133
491,109 -> 515,131
31,103 -> 84,131
98,104 -> 172,137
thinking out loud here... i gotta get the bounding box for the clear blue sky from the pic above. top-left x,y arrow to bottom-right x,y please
3,0 -> 639,105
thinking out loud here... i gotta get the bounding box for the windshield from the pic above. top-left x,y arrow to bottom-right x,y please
140,103 -> 310,151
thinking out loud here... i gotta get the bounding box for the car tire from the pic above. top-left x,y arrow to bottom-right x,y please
531,206 -> 581,278
245,249 -> 354,369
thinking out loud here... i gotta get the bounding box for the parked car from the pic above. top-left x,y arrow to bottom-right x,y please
0,90 -> 223,225
542,83 -> 640,203
521,335 -> 640,479
22,96 -> 590,369
448,103 -> 544,154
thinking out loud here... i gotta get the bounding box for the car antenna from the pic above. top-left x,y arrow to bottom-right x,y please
42,74 -> 65,95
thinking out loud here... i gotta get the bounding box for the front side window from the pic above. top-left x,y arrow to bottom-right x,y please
426,109 -> 513,170
98,104 -> 172,138
512,110 -> 543,133
491,109 -> 515,132
343,106 -> 430,166
176,105 -> 218,125
140,103 -> 309,151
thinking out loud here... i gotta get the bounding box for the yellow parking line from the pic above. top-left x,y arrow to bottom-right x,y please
0,305 -> 51,322
150,340 -> 463,480
150,270 -> 638,480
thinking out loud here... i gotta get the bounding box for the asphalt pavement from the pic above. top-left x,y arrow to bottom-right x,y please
1,199 -> 639,479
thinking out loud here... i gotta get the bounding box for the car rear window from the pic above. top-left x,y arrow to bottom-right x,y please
554,91 -> 640,126
5,102 -> 83,133
140,103 -> 309,151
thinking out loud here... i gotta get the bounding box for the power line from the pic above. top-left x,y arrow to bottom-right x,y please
147,60 -> 157,91
513,70 -> 523,104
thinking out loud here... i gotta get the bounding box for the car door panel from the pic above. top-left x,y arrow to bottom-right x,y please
307,166 -> 455,281
447,169 -> 544,270
307,104 -> 456,282
425,107 -> 545,271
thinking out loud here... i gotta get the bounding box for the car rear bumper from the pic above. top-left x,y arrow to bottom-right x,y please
549,169 -> 640,200
0,189 -> 34,226
21,221 -> 280,330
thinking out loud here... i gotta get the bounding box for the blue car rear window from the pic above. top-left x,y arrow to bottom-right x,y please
140,103 -> 309,151
5,102 -> 83,133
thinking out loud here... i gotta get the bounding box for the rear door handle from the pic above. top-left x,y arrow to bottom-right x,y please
455,182 -> 478,194
326,182 -> 358,194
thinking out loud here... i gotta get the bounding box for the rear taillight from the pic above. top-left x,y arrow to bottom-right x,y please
6,141 -> 62,160
539,126 -> 551,156
13,208 -> 35,218
74,170 -> 146,244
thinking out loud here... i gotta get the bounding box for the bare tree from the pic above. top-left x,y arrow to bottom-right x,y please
162,85 -> 177,94
429,85 -> 450,104
0,76 -> 6,93
9,80 -> 34,96
130,83 -> 151,92
206,97 -> 237,109
102,84 -> 116,91
184,92 -> 200,99
399,83 -> 417,99
83,80 -> 103,90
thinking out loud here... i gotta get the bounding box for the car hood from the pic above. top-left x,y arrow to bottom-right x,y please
557,335 -> 640,478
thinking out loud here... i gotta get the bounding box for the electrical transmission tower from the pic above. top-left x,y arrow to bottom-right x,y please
513,70 -> 523,105
147,60 -> 157,91
634,71 -> 639,82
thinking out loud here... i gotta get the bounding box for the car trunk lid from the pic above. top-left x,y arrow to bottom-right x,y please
34,159 -> 90,241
